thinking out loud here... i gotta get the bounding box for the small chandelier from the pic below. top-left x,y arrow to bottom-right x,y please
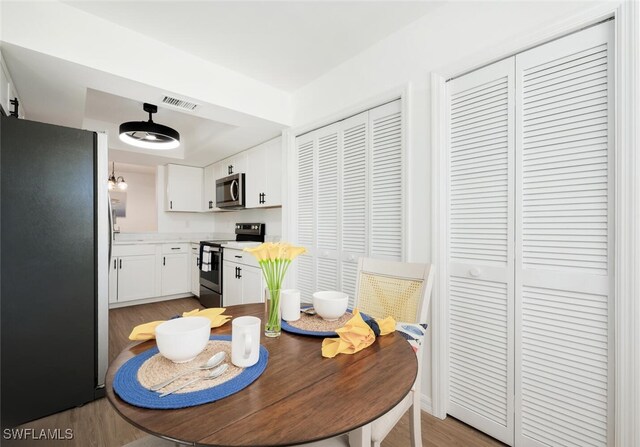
108,162 -> 128,191
119,103 -> 180,150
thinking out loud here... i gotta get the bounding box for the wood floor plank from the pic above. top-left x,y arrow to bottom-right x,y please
4,298 -> 506,447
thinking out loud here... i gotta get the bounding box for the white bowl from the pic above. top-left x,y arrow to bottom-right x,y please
313,291 -> 349,321
155,316 -> 210,363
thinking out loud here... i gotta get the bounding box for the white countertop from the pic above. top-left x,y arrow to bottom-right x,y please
112,232 -> 234,246
221,241 -> 262,249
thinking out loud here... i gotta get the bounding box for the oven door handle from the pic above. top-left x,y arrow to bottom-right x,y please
230,179 -> 239,202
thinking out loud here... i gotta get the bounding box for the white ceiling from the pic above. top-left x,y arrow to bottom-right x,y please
2,1 -> 437,168
1,43 -> 285,167
63,1 -> 437,92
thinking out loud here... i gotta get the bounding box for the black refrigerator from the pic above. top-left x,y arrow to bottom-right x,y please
0,115 -> 109,428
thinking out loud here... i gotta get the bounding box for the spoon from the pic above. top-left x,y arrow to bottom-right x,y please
150,352 -> 225,391
159,364 -> 229,398
300,307 -> 317,316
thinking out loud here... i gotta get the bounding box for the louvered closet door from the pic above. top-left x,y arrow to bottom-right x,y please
447,59 -> 515,446
369,100 -> 403,260
514,21 -> 614,447
341,112 -> 368,307
295,132 -> 317,302
315,123 -> 341,292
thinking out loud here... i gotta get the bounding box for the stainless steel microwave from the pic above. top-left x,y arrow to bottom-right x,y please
216,173 -> 245,209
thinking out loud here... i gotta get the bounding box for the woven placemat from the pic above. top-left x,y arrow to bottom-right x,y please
137,340 -> 242,394
282,309 -> 370,337
113,335 -> 268,409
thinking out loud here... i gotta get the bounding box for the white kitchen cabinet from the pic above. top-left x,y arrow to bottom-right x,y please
221,152 -> 247,177
240,265 -> 263,303
246,137 -> 282,208
0,59 -> 9,116
117,255 -> 157,302
0,54 -> 23,118
203,164 -> 217,212
214,161 -> 228,181
223,260 -> 243,306
161,244 -> 190,295
165,164 -> 203,212
223,250 -> 264,306
191,244 -> 200,296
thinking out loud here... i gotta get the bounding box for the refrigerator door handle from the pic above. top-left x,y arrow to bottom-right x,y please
108,193 -> 113,265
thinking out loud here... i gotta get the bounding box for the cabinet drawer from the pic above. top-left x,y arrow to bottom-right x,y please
162,243 -> 189,254
113,244 -> 156,256
224,248 -> 260,268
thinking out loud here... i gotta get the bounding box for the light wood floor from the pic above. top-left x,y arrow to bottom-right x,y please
6,298 -> 505,447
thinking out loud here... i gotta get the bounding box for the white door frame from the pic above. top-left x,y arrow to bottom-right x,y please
430,3 -> 640,446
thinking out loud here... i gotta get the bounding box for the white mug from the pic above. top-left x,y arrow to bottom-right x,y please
231,316 -> 260,367
281,289 -> 301,322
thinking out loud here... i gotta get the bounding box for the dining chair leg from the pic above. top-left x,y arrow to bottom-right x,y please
409,391 -> 422,447
348,423 -> 372,447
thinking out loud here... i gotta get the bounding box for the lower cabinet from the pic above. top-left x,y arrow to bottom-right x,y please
109,243 -> 192,306
191,244 -> 200,296
223,259 -> 264,306
109,254 -> 157,303
161,253 -> 189,296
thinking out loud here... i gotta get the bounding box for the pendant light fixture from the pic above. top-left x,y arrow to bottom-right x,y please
119,103 -> 180,150
108,162 -> 128,191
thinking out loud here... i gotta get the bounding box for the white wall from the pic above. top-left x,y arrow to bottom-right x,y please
290,0 -> 603,409
213,208 -> 282,239
112,170 -> 157,233
156,165 -> 216,233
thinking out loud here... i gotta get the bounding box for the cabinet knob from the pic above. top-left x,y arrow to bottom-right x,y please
163,256 -> 166,266
209,201 -> 213,209
119,259 -> 122,269
170,200 -> 173,209
468,268 -> 481,277
237,267 -> 242,279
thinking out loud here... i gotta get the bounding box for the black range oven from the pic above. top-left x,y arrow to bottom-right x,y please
199,241 -> 224,308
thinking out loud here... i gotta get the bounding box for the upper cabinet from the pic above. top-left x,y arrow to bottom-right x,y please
165,164 -> 203,212
222,152 -> 247,177
0,53 -> 24,118
203,164 -> 218,212
246,137 -> 282,208
201,136 -> 282,211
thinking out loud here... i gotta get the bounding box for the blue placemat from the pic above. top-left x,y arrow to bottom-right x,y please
281,308 -> 371,337
113,335 -> 268,409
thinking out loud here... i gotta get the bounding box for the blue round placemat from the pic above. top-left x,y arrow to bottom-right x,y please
113,335 -> 268,409
281,309 -> 371,337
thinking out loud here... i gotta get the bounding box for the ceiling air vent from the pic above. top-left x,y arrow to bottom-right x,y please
161,96 -> 199,111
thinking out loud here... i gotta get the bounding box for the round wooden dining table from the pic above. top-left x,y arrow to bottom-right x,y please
106,303 -> 418,447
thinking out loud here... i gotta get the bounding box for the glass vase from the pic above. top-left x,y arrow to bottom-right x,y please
264,287 -> 281,338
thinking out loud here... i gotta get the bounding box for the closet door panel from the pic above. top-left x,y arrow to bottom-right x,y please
316,124 -> 341,293
369,100 -> 403,261
447,58 -> 515,446
341,112 -> 368,307
296,133 -> 317,301
515,21 -> 613,447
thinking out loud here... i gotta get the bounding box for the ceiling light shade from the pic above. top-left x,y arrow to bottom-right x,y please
119,103 -> 180,150
108,162 -> 127,191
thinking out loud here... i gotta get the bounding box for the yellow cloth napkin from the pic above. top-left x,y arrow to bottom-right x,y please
321,309 -> 395,358
128,308 -> 232,341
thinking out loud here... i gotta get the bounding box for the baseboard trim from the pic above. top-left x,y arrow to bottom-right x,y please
420,393 -> 433,415
109,293 -> 196,309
